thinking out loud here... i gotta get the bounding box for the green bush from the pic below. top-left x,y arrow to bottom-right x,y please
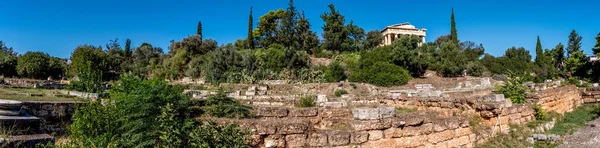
349,62 -> 412,87
202,88 -> 252,118
466,61 -> 488,77
295,96 -> 316,108
496,72 -> 527,104
64,74 -> 251,147
335,89 -> 348,97
324,61 -> 346,82
550,104 -> 600,135
533,104 -> 546,120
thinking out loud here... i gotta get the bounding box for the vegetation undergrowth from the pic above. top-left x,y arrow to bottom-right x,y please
549,104 -> 600,135
295,96 -> 316,108
395,107 -> 415,115
334,89 -> 348,97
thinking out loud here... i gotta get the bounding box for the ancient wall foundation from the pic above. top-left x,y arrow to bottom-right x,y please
526,85 -> 582,114
22,101 -> 82,134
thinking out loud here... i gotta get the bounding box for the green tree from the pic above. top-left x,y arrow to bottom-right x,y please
132,43 -> 163,77
497,72 -> 527,104
365,30 -> 383,49
197,21 -> 203,41
296,11 -> 319,54
566,50 -> 587,77
567,30 -> 582,58
247,6 -> 255,49
436,41 -> 466,77
16,52 -> 50,79
450,8 -> 458,45
502,47 -> 533,74
321,4 -> 346,51
324,60 -> 345,82
349,61 -> 412,87
534,36 -> 544,65
125,38 -> 132,57
460,41 -> 485,62
0,41 -> 17,77
69,45 -> 108,79
593,32 -> 600,56
342,20 -> 365,51
552,43 -> 566,71
254,9 -> 285,48
279,0 -> 299,50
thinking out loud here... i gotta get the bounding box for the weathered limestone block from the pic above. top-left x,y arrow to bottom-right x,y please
256,107 -> 288,117
352,119 -> 392,131
255,122 -> 278,135
285,134 -> 306,148
320,101 -> 346,108
350,132 -> 369,144
264,135 -> 285,148
352,106 -> 395,120
318,108 -> 352,118
383,128 -> 404,138
395,113 -> 430,126
367,130 -> 383,141
308,132 -> 328,147
427,129 -> 455,144
479,94 -> 505,102
277,120 -> 309,135
328,131 -> 350,146
455,128 -> 472,137
402,123 -> 433,136
289,108 -> 318,117
316,95 -> 328,103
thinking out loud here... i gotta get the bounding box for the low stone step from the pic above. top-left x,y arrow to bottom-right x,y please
0,116 -> 41,134
0,100 -> 23,110
0,109 -> 20,116
1,134 -> 55,148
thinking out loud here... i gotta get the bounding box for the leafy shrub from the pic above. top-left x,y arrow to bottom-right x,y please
202,88 -> 252,118
533,104 -> 546,120
324,61 -> 346,82
550,104 -> 600,135
295,96 -> 316,108
349,62 -> 412,87
65,74 -> 251,147
465,61 -> 488,77
496,72 -> 527,104
334,89 -> 348,97
438,62 -> 464,77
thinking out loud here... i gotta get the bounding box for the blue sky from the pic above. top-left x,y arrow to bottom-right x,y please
0,0 -> 598,58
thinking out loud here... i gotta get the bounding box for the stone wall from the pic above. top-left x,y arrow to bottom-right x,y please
2,78 -> 65,89
217,110 -> 477,148
526,85 -> 582,114
22,101 -> 83,134
582,87 -> 600,103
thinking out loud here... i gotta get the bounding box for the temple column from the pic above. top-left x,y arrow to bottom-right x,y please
422,36 -> 426,43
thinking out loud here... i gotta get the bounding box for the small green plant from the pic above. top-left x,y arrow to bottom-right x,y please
395,107 -> 415,115
295,96 -> 316,108
350,83 -> 357,89
533,104 -> 547,120
335,89 -> 348,97
496,72 -> 527,104
203,88 -> 253,118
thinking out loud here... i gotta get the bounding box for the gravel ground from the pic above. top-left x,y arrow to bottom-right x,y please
559,117 -> 600,148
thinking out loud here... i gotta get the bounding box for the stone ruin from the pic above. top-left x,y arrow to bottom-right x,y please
0,100 -> 54,147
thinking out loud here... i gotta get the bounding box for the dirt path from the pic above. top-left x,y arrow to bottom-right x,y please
559,117 -> 600,148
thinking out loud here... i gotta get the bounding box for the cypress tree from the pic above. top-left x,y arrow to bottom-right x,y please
125,39 -> 132,57
247,6 -> 254,49
593,32 -> 600,56
450,8 -> 458,45
534,36 -> 544,65
280,0 -> 298,50
197,21 -> 203,41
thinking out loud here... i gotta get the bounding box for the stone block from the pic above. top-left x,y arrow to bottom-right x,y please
480,94 -> 505,102
285,134 -> 306,148
378,106 -> 396,118
352,106 -> 395,120
255,122 -> 277,135
316,95 -> 328,103
402,123 -> 433,136
455,128 -> 472,137
256,107 -> 288,117
328,131 -> 350,146
289,108 -> 318,117
264,135 -> 285,148
308,133 -> 328,147
427,130 -> 455,144
258,85 -> 268,91
320,101 -> 346,108
350,132 -> 369,144
368,130 -> 383,141
352,120 -> 391,131
396,114 -> 426,126
277,121 -> 309,135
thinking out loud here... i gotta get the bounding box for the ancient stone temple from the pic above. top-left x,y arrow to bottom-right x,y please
380,22 -> 427,46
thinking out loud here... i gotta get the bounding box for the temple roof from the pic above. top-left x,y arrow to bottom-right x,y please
382,22 -> 426,31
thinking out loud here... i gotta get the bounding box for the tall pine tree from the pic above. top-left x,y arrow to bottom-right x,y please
247,6 -> 254,49
125,39 -> 132,57
567,30 -> 582,58
450,8 -> 458,45
321,4 -> 346,51
280,0 -> 298,50
534,36 -> 544,66
552,43 -> 566,71
593,32 -> 600,56
296,11 -> 319,53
